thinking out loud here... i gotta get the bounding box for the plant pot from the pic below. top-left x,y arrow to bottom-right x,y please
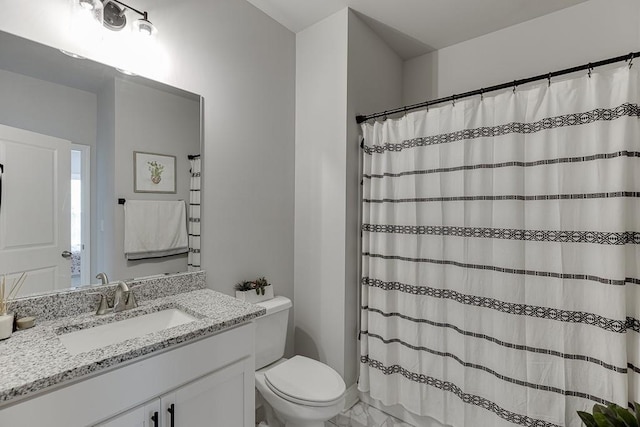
235,285 -> 274,304
0,313 -> 14,340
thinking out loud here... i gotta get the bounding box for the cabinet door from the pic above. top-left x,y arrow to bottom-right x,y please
95,400 -> 161,427
161,359 -> 248,427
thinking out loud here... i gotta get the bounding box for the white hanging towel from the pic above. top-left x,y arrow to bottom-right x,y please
124,200 -> 188,260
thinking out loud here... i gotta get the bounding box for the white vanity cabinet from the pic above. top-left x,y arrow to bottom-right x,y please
96,358 -> 247,427
0,323 -> 255,427
159,359 -> 246,427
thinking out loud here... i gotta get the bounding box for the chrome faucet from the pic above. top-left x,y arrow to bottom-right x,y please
112,281 -> 137,313
92,280 -> 138,315
95,272 -> 109,285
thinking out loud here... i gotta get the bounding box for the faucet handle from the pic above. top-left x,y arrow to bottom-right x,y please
124,290 -> 138,310
88,292 -> 110,315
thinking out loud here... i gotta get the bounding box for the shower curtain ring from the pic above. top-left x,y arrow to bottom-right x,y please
480,89 -> 484,101
588,63 -> 593,78
547,73 -> 552,87
629,53 -> 635,69
452,95 -> 456,107
512,80 -> 517,93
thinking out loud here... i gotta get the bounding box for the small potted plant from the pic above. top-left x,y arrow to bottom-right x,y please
578,402 -> 640,426
235,276 -> 273,304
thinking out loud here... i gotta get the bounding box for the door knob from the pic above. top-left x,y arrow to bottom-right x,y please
61,250 -> 72,259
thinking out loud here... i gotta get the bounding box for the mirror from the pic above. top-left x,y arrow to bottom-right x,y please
0,31 -> 202,297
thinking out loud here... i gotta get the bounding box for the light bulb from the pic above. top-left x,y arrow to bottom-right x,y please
79,0 -> 97,10
71,0 -> 104,46
133,18 -> 157,36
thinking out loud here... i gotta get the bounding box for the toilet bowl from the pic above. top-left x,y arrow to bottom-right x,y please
253,297 -> 346,427
256,356 -> 345,427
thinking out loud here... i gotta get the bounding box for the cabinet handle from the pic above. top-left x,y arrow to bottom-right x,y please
150,411 -> 159,427
167,403 -> 175,427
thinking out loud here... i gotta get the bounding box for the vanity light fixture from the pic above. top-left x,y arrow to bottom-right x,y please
100,0 -> 157,35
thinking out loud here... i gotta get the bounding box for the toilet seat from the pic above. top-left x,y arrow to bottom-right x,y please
264,356 -> 346,407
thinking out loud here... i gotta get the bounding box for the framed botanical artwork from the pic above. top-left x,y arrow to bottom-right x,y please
133,151 -> 177,193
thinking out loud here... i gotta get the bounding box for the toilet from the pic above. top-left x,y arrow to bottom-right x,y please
253,296 -> 346,427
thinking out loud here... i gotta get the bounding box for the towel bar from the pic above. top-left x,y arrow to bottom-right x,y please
118,198 -> 184,205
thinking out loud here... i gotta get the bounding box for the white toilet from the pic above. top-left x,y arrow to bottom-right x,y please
254,296 -> 346,427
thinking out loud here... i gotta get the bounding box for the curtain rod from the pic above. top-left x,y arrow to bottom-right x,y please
188,154 -> 200,160
356,51 -> 640,124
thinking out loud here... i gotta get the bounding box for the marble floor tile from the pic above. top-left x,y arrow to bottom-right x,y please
332,401 -> 414,427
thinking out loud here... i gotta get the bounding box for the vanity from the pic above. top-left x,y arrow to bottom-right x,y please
0,271 -> 265,426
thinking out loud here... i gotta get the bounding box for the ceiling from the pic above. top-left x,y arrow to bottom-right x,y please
245,0 -> 587,59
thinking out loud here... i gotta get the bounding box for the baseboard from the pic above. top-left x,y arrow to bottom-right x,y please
344,383 -> 359,410
359,391 -> 449,427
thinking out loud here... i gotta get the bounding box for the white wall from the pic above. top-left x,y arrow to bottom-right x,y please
155,4 -> 296,357
295,8 -> 350,377
96,79 -> 116,280
403,0 -> 640,104
0,70 -> 96,145
295,8 -> 403,387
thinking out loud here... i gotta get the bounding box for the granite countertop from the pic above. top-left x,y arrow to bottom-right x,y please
0,288 -> 265,405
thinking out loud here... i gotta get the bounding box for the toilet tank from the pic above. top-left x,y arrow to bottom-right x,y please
254,296 -> 292,370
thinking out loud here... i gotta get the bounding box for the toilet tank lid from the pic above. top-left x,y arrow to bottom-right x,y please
256,296 -> 292,315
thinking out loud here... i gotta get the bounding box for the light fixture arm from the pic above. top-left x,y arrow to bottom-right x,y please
103,0 -> 148,20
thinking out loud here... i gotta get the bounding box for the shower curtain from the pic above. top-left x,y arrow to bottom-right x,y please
188,156 -> 201,271
359,64 -> 640,427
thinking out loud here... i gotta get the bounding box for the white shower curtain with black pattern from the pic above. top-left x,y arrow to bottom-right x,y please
359,64 -> 640,427
188,156 -> 201,271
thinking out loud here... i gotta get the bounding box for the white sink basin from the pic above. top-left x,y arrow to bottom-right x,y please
58,308 -> 197,355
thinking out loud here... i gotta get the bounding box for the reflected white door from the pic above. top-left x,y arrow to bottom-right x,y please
0,124 -> 71,296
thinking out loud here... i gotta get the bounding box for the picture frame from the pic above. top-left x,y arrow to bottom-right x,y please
133,151 -> 177,193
